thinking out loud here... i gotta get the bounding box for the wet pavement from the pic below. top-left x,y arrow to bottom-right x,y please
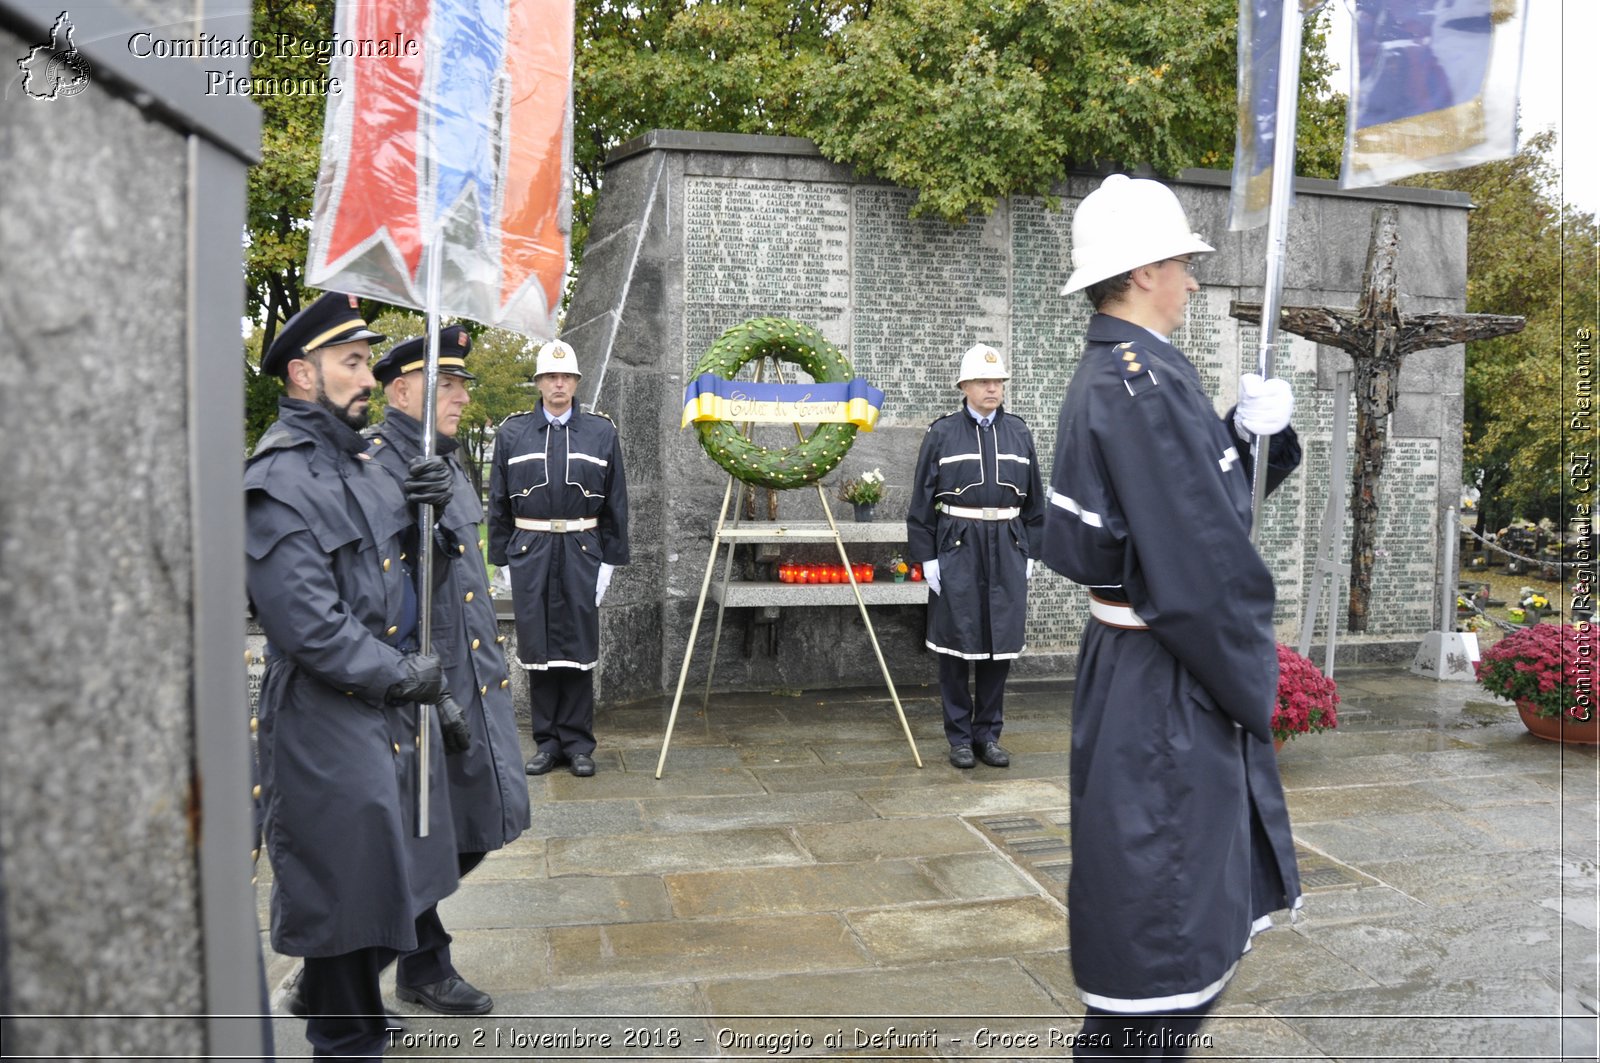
260,665 -> 1600,1061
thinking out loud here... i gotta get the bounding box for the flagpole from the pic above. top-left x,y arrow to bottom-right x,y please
1249,0 -> 1313,540
415,231 -> 445,838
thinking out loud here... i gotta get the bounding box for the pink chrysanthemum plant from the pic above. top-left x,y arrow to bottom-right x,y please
1273,643 -> 1340,743
1475,622 -> 1595,722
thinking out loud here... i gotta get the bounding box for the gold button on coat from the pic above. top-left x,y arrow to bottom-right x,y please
471,638 -> 481,650
386,625 -> 398,636
464,591 -> 474,602
500,679 -> 510,688
249,717 -> 258,734
251,784 -> 261,799
382,558 -> 392,572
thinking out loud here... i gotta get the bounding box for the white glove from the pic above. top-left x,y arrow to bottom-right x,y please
1027,558 -> 1035,580
1234,373 -> 1294,436
595,562 -> 615,606
923,558 -> 941,596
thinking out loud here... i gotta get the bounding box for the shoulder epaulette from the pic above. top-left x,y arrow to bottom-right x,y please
585,407 -> 616,425
1112,341 -> 1161,396
499,410 -> 535,427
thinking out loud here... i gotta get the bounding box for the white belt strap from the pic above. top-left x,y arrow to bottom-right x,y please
1089,595 -> 1148,629
937,503 -> 1021,521
514,516 -> 599,533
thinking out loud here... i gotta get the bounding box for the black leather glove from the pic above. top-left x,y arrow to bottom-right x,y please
403,456 -> 453,509
436,692 -> 472,755
386,652 -> 443,705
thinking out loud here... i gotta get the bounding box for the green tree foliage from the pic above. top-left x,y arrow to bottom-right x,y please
248,0 -> 336,347
1403,130 -> 1596,529
574,0 -> 1343,227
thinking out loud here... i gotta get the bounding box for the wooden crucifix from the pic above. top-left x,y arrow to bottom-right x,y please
1232,204 -> 1525,633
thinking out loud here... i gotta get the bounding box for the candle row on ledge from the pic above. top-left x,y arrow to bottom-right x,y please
774,562 -> 924,583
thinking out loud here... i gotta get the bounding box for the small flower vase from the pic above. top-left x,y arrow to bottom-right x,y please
852,502 -> 876,523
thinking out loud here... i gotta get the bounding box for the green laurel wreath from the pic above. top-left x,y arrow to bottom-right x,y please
692,317 -> 859,490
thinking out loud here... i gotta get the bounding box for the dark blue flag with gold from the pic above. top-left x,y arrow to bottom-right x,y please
1340,0 -> 1527,188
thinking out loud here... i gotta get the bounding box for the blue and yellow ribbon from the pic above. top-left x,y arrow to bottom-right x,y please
680,375 -> 884,431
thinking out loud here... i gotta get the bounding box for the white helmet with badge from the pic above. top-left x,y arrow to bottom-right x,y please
534,338 -> 582,378
955,343 -> 1010,388
1060,174 -> 1214,295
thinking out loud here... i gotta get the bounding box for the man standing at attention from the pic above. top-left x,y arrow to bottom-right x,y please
364,325 -> 532,1016
907,343 -> 1045,770
488,339 -> 629,778
246,292 -> 461,1060
1042,175 -> 1303,1058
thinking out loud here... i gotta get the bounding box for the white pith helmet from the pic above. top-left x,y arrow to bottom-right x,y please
1059,174 -> 1215,295
534,339 -> 581,378
955,343 -> 1010,388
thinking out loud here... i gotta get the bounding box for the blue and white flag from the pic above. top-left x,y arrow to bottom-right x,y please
1228,0 -> 1290,230
1341,0 -> 1527,189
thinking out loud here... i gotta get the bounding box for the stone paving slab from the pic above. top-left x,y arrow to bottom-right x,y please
1192,1005 -> 1332,1061
1359,848 -> 1567,908
793,817 -> 989,862
861,779 -> 1071,818
521,796 -> 647,840
1269,973 -> 1583,1060
919,852 -> 1040,902
1292,808 -> 1543,863
664,860 -> 948,918
845,897 -> 1066,965
1283,782 -> 1459,823
1302,900 -> 1567,989
548,913 -> 869,984
541,765 -> 768,799
1413,769 -> 1567,808
437,875 -> 673,929
639,791 -> 879,833
548,826 -> 810,876
751,761 -> 957,794
702,957 -> 1063,1016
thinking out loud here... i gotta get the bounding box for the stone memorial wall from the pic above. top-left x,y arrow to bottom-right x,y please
562,131 -> 1470,702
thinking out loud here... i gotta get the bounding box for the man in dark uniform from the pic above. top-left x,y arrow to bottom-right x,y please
907,344 -> 1045,770
245,291 -> 463,1059
1042,175 -> 1302,1059
361,325 -> 533,1015
487,339 -> 629,778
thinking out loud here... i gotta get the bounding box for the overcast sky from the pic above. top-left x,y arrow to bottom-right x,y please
1324,0 -> 1596,213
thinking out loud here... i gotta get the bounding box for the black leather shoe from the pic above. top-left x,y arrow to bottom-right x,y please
569,753 -> 596,777
525,751 -> 559,775
396,975 -> 493,1016
949,745 -> 976,769
284,967 -> 406,1030
975,741 -> 1011,767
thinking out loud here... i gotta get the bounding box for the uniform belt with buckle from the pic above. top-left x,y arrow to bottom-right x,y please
1089,594 -> 1148,629
514,516 -> 599,533
937,503 -> 1022,521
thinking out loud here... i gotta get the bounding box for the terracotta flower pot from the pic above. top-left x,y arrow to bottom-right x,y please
1516,700 -> 1600,744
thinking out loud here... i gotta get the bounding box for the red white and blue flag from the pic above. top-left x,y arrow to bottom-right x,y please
1341,0 -> 1526,188
306,0 -> 572,339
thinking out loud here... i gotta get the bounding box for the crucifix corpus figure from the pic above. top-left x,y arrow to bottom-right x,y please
1232,204 -> 1524,633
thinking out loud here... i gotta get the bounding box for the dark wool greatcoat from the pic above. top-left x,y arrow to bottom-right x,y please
1041,314 -> 1302,1013
366,409 -> 531,854
906,405 -> 1045,659
245,399 -> 458,957
486,404 -> 629,670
